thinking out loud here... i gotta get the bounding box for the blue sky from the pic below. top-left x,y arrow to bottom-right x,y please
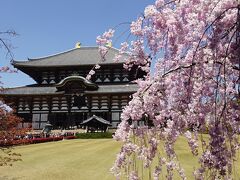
0,0 -> 154,87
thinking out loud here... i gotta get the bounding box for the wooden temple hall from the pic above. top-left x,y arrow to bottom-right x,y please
1,46 -> 145,130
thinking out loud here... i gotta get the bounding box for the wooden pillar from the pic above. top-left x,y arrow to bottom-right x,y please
118,95 -> 121,109
87,95 -> 92,112
108,95 -> 112,123
120,68 -> 123,82
47,96 -> 52,113
55,71 -> 59,83
39,96 -> 43,110
58,96 -> 61,110
66,95 -> 72,113
110,68 -> 114,82
15,97 -> 19,114
101,68 -> 104,82
98,95 -> 101,109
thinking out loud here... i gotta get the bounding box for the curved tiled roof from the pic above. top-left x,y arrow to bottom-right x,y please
81,115 -> 111,126
0,84 -> 138,95
56,76 -> 98,90
12,47 -> 127,67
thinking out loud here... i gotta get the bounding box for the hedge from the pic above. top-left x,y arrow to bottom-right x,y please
75,132 -> 113,139
64,136 -> 76,140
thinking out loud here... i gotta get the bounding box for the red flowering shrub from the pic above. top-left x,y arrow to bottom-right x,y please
1,136 -> 77,146
0,103 -> 27,166
31,137 -> 63,144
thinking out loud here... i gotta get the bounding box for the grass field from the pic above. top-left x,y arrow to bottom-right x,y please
0,138 -> 239,180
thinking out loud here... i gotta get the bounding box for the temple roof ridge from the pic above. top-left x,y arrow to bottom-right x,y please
27,46 -> 98,61
11,46 -> 127,67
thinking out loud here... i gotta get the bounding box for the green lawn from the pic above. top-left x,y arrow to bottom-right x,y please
0,138 -> 239,180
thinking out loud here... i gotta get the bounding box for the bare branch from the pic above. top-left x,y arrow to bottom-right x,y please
0,30 -> 18,60
0,38 -> 14,60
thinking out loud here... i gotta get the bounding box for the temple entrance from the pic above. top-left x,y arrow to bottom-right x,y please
81,115 -> 111,132
48,112 -> 110,129
91,112 -> 108,121
48,112 -> 88,129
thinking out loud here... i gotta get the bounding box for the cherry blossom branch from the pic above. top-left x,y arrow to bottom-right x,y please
219,29 -> 238,120
100,1 -> 240,178
162,63 -> 196,77
157,0 -> 179,10
192,6 -> 238,62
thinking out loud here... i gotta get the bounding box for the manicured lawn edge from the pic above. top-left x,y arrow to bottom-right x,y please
75,132 -> 113,139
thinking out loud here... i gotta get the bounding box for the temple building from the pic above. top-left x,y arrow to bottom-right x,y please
1,46 -> 145,130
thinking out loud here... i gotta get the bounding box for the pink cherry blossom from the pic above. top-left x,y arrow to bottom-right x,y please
97,0 -> 240,179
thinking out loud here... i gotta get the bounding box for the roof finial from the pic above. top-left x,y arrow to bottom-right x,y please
75,42 -> 81,48
106,41 -> 112,48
